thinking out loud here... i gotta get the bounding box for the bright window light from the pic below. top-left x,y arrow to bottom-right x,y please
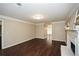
47,25 -> 52,35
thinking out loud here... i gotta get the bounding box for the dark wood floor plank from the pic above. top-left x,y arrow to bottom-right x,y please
0,38 -> 66,56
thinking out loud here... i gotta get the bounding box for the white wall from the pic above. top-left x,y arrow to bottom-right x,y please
52,21 -> 66,42
1,18 -> 36,49
36,23 -> 45,39
36,21 -> 66,42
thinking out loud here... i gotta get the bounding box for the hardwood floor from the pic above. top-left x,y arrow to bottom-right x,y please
0,38 -> 66,56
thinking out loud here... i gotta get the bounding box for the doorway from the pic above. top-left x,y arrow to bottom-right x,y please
47,24 -> 53,40
44,23 -> 53,45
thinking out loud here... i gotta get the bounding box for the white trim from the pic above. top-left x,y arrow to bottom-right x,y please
35,23 -> 45,25
0,15 -> 36,25
2,19 -> 5,49
0,19 -> 4,49
51,20 -> 65,24
35,20 -> 65,25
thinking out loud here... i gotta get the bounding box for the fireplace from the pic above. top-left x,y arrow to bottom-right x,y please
71,42 -> 75,55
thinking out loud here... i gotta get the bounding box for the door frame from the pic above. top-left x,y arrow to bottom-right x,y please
0,19 -> 2,49
0,19 -> 4,49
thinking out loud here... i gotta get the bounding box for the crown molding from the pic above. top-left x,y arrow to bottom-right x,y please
0,15 -> 36,25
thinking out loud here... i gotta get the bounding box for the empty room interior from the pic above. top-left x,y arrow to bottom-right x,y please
0,3 -> 79,56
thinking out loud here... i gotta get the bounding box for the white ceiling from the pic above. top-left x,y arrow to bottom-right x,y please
0,3 -> 79,23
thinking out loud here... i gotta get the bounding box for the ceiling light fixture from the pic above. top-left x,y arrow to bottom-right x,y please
32,14 -> 44,20
16,3 -> 22,6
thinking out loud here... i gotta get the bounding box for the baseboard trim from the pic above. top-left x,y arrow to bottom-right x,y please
2,38 -> 35,49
